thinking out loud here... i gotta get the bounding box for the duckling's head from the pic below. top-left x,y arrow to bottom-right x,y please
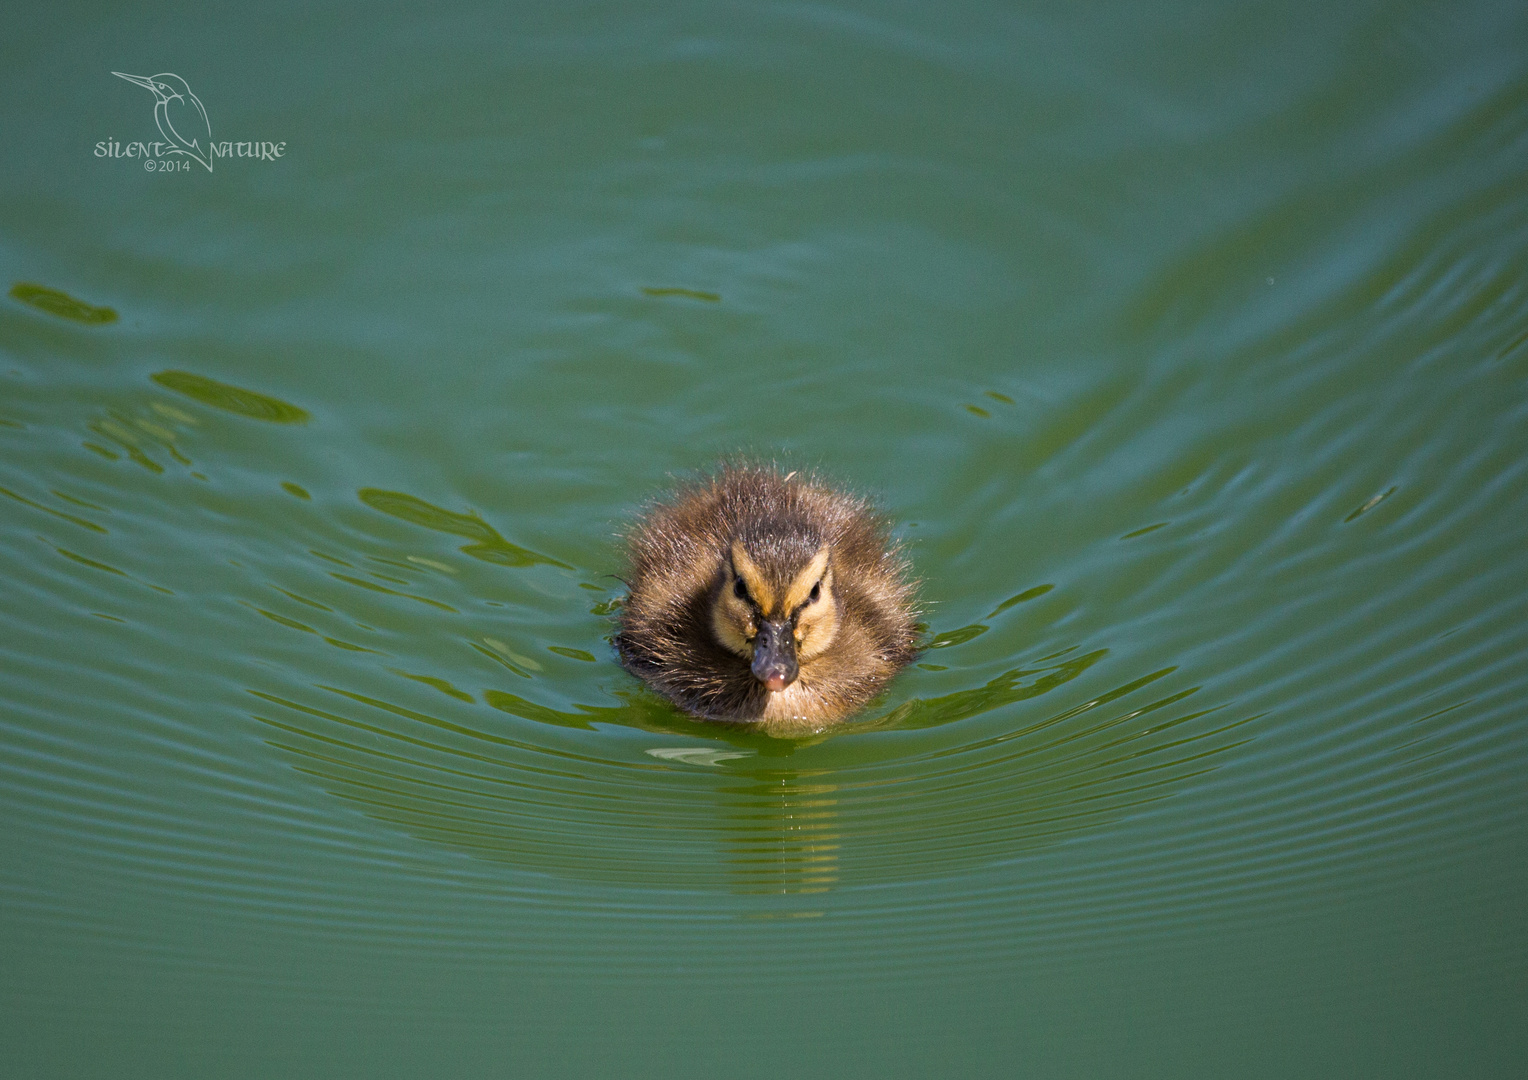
710,525 -> 839,694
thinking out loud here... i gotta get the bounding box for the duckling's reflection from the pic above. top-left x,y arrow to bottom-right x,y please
251,643 -> 1257,890
717,768 -> 841,896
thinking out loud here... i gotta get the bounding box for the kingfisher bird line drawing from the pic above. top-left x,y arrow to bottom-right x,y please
103,71 -> 286,169
112,71 -> 213,170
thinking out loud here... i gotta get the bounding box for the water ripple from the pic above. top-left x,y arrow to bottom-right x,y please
1,15 -> 1524,988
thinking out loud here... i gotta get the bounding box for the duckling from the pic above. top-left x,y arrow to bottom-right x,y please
615,464 -> 919,735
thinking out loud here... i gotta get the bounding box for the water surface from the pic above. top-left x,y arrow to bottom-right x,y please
2,1 -> 1526,1076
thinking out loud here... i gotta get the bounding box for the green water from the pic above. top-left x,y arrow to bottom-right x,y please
3,1 -> 1526,1076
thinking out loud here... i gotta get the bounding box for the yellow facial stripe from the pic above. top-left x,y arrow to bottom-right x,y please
782,546 -> 830,612
729,541 -> 775,612
794,570 -> 839,660
711,597 -> 754,658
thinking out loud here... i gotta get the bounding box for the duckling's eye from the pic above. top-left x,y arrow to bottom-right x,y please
733,578 -> 749,601
808,582 -> 821,603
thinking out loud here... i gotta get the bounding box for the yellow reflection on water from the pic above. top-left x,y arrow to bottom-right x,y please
9,281 -> 118,324
720,770 -> 841,896
151,370 -> 310,424
358,488 -> 572,569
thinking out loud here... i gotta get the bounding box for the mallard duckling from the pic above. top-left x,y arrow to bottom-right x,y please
616,464 -> 919,735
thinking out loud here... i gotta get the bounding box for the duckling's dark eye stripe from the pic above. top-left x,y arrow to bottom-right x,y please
788,582 -> 824,619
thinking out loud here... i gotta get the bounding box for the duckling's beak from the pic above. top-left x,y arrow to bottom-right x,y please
751,619 -> 799,692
